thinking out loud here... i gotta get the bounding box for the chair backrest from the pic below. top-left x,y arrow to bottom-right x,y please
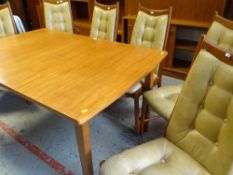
90,1 -> 119,41
207,12 -> 233,52
43,0 -> 73,33
0,2 -> 17,37
130,5 -> 172,80
166,35 -> 233,175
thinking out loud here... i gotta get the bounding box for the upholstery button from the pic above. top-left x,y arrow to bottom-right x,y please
215,142 -> 219,146
160,158 -> 166,164
224,118 -> 228,123
209,80 -> 214,86
199,104 -> 204,109
190,125 -> 195,129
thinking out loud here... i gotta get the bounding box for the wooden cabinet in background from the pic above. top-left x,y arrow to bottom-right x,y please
8,0 -> 27,29
122,0 -> 226,79
125,0 -> 226,21
8,0 -> 41,30
224,0 -> 233,20
163,21 -> 210,79
71,0 -> 92,35
122,17 -> 210,79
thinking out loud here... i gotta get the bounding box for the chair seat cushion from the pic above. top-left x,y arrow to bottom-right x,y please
100,138 -> 210,175
127,74 -> 158,94
144,84 -> 182,119
128,82 -> 143,93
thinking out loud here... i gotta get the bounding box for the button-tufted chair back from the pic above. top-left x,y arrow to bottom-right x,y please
207,12 -> 233,52
141,14 -> 233,135
100,35 -> 233,175
43,0 -> 73,33
0,2 -> 17,37
90,1 -> 119,41
131,5 -> 172,83
167,35 -> 233,175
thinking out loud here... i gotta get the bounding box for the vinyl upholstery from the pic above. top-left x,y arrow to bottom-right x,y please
90,5 -> 117,41
128,10 -> 168,93
167,50 -> 233,175
100,48 -> 233,175
44,1 -> 73,33
144,85 -> 182,119
207,21 -> 233,52
0,6 -> 15,37
130,11 -> 168,50
145,17 -> 233,119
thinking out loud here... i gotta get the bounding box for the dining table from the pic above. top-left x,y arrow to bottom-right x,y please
0,29 -> 167,175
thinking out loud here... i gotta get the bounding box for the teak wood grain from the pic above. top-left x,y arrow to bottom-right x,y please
0,29 -> 167,175
0,29 -> 166,125
126,0 -> 226,22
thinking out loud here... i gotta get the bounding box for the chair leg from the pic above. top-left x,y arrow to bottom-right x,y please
157,82 -> 161,88
140,97 -> 149,134
133,93 -> 140,135
25,99 -> 32,105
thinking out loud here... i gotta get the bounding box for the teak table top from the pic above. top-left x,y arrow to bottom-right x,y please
0,29 -> 166,124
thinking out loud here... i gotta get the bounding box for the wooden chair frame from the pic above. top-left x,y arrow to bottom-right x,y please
100,35 -> 233,175
43,0 -> 69,4
141,12 -> 233,135
126,5 -> 172,135
141,34 -> 233,134
92,0 -> 119,41
42,0 -> 74,32
191,11 -> 233,65
213,11 -> 233,30
0,1 -> 17,34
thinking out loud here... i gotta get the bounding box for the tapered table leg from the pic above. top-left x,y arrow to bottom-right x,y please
75,122 -> 93,175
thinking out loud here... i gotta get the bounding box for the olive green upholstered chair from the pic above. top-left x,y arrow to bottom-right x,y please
100,35 -> 233,175
90,1 -> 119,41
43,0 -> 73,33
126,5 -> 172,134
141,13 -> 233,133
0,2 -> 17,37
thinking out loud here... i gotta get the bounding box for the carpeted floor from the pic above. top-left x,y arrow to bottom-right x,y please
0,76 -> 183,175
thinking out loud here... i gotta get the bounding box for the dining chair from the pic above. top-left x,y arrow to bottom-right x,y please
126,5 -> 172,134
90,1 -> 119,41
43,0 -> 73,33
100,35 -> 233,175
140,12 -> 233,133
0,1 -> 17,37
